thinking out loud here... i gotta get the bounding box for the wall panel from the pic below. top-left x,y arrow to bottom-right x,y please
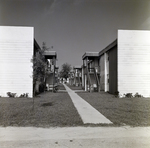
109,45 -> 117,94
118,30 -> 150,97
0,26 -> 33,97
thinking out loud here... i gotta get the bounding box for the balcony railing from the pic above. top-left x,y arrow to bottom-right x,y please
83,66 -> 100,74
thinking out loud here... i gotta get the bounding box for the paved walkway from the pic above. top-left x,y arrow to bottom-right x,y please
63,84 -> 112,124
1,126 -> 150,148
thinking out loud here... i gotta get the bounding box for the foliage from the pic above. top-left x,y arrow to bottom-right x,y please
123,93 -> 143,98
59,63 -> 72,80
114,91 -> 120,98
7,92 -> 16,98
134,93 -> 143,98
31,42 -> 49,95
53,85 -> 59,93
31,42 -> 47,83
19,93 -> 29,98
115,92 -> 143,98
123,93 -> 133,98
7,92 -> 29,98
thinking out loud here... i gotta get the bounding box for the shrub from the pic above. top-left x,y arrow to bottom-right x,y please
39,83 -> 45,93
7,92 -> 17,98
19,93 -> 29,98
31,42 -> 49,96
134,92 -> 143,98
124,93 -> 133,98
114,91 -> 120,98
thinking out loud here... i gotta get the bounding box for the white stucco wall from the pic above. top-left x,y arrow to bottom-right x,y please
118,30 -> 150,97
0,26 -> 34,97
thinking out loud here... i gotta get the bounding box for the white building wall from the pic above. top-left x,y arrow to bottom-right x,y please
0,26 -> 34,97
118,30 -> 150,97
104,53 -> 109,92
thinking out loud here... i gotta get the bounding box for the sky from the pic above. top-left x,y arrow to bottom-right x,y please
0,0 -> 150,69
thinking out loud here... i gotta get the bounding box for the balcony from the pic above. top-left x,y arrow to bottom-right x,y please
84,67 -> 100,74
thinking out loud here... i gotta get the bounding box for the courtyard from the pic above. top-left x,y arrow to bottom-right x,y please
0,84 -> 150,127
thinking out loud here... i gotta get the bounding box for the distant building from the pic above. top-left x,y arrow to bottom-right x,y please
82,52 -> 100,92
43,51 -> 58,92
73,66 -> 82,86
68,70 -> 74,85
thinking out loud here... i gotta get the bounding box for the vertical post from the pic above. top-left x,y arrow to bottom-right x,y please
78,69 -> 81,86
84,59 -> 87,91
104,53 -> 107,92
85,75 -> 87,91
82,65 -> 84,88
98,57 -> 101,92
86,57 -> 89,92
53,56 -> 56,92
75,69 -> 76,86
104,52 -> 109,92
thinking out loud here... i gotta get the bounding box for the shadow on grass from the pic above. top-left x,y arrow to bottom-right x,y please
41,102 -> 54,107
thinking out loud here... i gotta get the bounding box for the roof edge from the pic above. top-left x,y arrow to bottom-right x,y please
99,39 -> 117,56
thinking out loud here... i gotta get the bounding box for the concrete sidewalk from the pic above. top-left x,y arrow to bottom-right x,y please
63,84 -> 112,124
0,126 -> 150,148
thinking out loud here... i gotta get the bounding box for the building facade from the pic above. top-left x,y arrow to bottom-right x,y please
43,51 -> 58,92
81,30 -> 150,97
73,66 -> 82,86
0,26 -> 34,97
117,30 -> 150,97
82,52 -> 100,92
0,26 -> 58,97
99,40 -> 117,94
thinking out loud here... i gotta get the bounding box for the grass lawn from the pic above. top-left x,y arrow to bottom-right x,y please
58,83 -> 66,90
78,92 -> 150,126
0,91 -> 83,127
66,84 -> 83,90
1,82 -> 150,127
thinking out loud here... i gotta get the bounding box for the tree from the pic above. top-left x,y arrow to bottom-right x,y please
59,63 -> 72,80
31,42 -> 48,96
